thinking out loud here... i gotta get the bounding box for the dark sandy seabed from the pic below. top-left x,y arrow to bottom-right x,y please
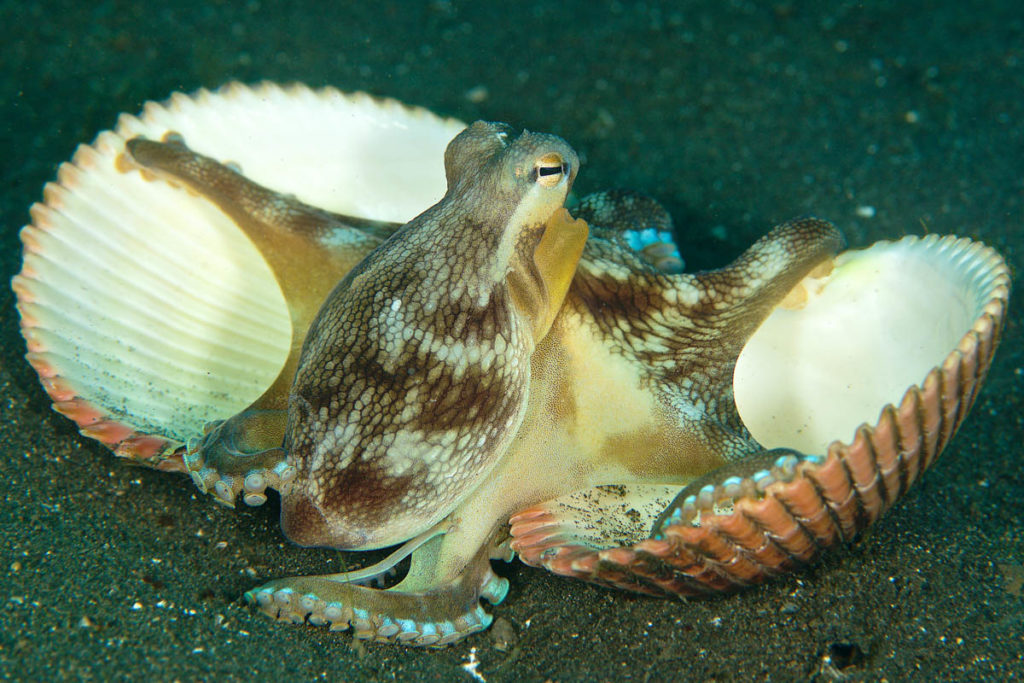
1,1 -> 1021,681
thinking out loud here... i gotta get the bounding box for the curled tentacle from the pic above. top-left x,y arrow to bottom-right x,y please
248,534 -> 509,646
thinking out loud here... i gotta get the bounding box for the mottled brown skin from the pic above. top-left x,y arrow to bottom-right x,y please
281,122 -> 585,550
124,123 -> 844,646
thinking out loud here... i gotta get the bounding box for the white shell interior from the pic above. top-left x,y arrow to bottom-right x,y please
17,83 -> 465,444
734,234 -> 1003,454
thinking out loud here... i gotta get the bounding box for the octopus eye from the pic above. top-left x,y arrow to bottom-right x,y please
535,153 -> 568,187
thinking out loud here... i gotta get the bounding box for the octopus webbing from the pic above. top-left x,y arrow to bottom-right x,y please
12,82 -> 1011,646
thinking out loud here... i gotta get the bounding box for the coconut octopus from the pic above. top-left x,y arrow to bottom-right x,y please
12,83 -> 1010,646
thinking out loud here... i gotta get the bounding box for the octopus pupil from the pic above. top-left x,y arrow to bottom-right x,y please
538,164 -> 563,177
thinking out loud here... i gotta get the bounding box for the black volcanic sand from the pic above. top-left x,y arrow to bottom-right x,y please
1,1 -> 1021,680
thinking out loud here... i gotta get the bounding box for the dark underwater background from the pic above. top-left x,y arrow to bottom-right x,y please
1,1 -> 1021,680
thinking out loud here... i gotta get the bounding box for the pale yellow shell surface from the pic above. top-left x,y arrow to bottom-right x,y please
735,233 -> 1009,454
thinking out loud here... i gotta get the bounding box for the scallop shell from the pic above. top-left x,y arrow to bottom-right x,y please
12,82 -> 466,467
509,233 -> 1010,594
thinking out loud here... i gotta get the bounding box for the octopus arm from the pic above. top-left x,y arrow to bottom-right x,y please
248,514 -> 511,646
123,137 -> 400,506
574,190 -> 684,273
